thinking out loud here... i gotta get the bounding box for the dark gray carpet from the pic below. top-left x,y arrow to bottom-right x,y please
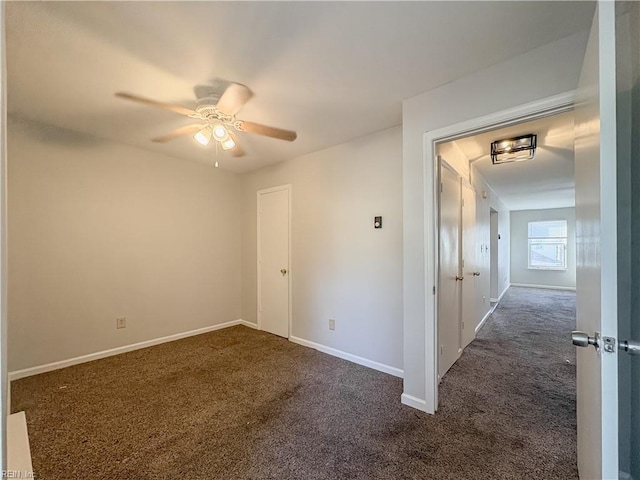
12,287 -> 577,479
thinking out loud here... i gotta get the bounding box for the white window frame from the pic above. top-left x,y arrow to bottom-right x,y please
527,220 -> 568,271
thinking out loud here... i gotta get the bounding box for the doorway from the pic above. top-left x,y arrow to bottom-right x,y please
257,185 -> 291,338
435,108 -> 577,382
432,107 -> 582,475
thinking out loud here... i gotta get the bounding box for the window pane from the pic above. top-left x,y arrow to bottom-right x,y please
528,220 -> 567,239
527,220 -> 568,270
529,239 -> 567,269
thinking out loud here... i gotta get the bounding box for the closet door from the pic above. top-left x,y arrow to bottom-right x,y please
461,182 -> 477,349
438,160 -> 461,378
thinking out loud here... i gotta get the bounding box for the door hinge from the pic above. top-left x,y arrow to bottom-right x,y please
433,286 -> 436,295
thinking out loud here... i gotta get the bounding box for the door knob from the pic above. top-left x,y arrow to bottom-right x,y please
280,268 -> 287,275
572,331 -> 599,349
472,272 -> 480,276
619,339 -> 640,355
455,276 -> 464,281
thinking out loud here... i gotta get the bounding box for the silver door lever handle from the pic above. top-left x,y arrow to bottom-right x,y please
619,339 -> 640,355
472,272 -> 480,276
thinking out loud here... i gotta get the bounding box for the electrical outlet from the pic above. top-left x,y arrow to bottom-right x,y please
329,319 -> 335,331
116,317 -> 126,329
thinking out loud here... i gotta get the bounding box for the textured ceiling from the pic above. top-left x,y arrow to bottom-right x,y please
6,2 -> 594,173
455,111 -> 576,211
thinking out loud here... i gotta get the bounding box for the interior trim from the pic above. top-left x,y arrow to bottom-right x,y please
289,335 -> 403,378
9,319 -> 256,381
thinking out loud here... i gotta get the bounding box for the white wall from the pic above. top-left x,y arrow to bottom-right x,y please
8,117 -> 242,372
241,127 -> 403,371
402,31 -> 588,408
436,141 -> 469,180
510,208 -> 576,289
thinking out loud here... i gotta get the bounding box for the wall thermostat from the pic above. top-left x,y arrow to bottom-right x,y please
374,216 -> 382,229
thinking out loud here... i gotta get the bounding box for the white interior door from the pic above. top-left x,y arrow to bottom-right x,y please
258,185 -> 290,338
489,209 -> 499,300
438,159 -> 461,378
461,182 -> 476,349
573,2 -> 618,478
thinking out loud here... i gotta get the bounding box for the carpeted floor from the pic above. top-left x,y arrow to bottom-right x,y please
12,287 -> 578,479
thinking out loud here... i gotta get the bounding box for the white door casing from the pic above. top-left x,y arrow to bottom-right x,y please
257,185 -> 291,338
438,159 -> 461,378
574,2 -> 619,478
423,93 -> 576,414
461,181 -> 476,349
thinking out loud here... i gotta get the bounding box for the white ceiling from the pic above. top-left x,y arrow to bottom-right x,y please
6,2 -> 594,173
454,111 -> 576,211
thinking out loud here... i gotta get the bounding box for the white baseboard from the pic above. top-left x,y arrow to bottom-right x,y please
475,308 -> 493,334
288,336 -> 403,378
9,319 -> 251,381
489,284 -> 510,305
498,284 -> 510,301
510,283 -> 576,291
481,285 -> 510,332
401,393 -> 429,412
619,471 -> 633,480
238,320 -> 258,329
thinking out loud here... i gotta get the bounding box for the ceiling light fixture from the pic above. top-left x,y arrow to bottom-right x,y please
221,137 -> 236,150
194,127 -> 212,146
491,134 -> 537,164
212,124 -> 228,141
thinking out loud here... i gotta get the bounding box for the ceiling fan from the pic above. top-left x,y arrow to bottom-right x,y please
115,79 -> 297,158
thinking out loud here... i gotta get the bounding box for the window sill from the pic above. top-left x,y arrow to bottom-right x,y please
527,267 -> 568,271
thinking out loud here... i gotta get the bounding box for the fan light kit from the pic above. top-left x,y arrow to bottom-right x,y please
491,134 -> 537,164
115,78 -> 297,160
194,127 -> 212,146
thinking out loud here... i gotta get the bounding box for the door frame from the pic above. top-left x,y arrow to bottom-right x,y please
423,90 -> 576,413
256,184 -> 292,337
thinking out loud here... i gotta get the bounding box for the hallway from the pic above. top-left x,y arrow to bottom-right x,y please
439,286 -> 577,478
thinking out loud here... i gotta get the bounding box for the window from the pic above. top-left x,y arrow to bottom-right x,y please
528,220 -> 567,270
